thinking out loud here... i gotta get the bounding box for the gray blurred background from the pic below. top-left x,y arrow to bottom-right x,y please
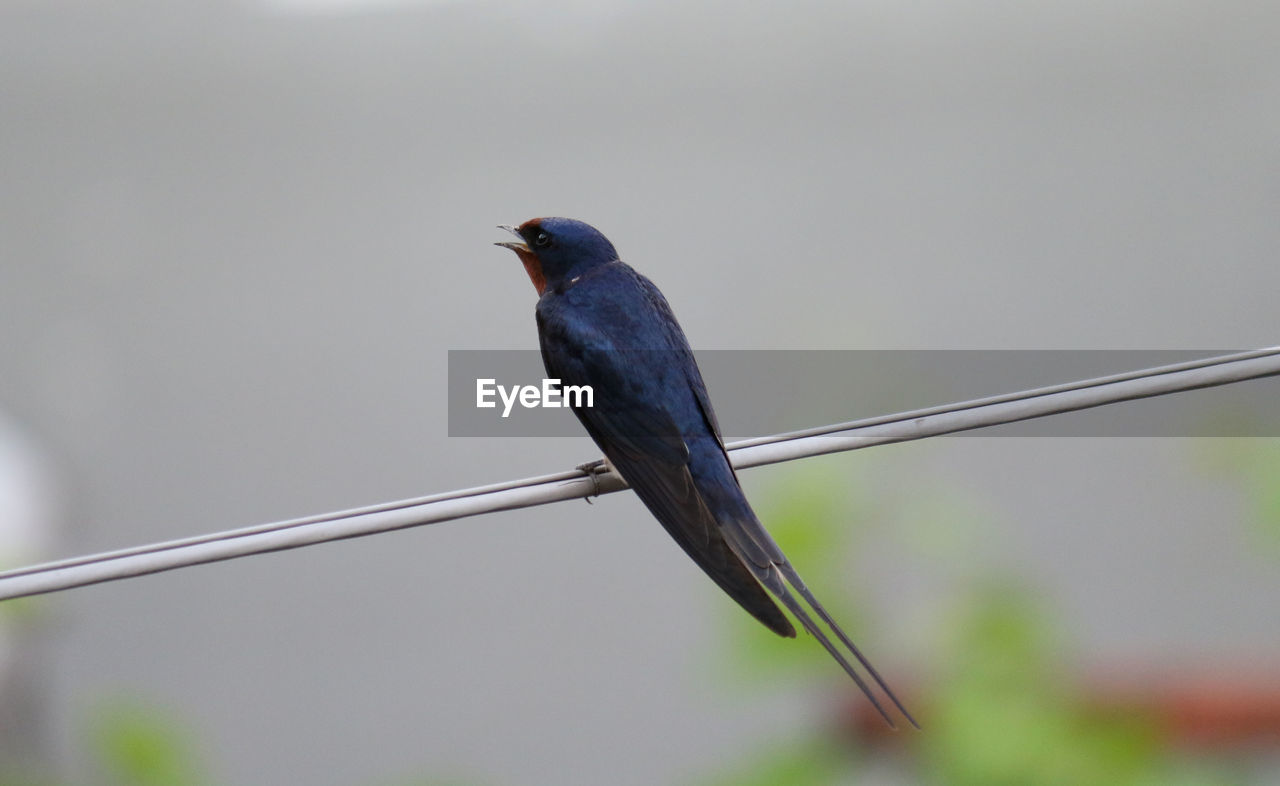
1,1 -> 1278,784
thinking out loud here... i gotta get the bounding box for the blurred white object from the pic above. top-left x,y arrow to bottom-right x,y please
0,414 -> 56,571
0,410 -> 59,769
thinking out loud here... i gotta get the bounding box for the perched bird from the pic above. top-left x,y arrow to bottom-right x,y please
496,217 -> 916,728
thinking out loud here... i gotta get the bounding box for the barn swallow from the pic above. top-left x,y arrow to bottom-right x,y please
496,217 -> 916,728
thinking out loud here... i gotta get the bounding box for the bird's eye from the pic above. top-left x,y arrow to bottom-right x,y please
534,231 -> 551,248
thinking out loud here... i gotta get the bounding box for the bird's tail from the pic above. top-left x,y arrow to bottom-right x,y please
774,563 -> 919,729
753,564 -> 918,729
721,510 -> 919,730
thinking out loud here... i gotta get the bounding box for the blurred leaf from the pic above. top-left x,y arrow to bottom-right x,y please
367,774 -> 493,786
1196,439 -> 1280,554
702,461 -> 1252,786
696,734 -> 850,786
0,770 -> 62,786
886,488 -> 995,575
1132,759 -> 1248,786
369,779 -> 489,786
914,584 -> 1235,786
89,699 -> 207,786
1246,442 -> 1280,547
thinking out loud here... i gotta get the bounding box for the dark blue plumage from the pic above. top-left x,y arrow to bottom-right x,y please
496,217 -> 916,728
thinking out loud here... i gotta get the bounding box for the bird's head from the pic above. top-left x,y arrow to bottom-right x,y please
495,217 -> 619,295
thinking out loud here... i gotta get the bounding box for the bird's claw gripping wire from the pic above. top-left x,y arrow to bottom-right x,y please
576,458 -> 610,503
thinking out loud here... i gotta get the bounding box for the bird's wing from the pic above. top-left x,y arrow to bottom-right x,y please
538,311 -> 797,638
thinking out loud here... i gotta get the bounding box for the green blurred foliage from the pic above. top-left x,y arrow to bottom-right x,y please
916,584 -> 1241,786
0,769 -> 60,786
1198,439 -> 1280,553
7,439 -> 1271,786
696,735 -> 851,786
700,462 -> 1254,786
0,699 -> 208,786
368,778 -> 489,786
88,699 -> 208,786
0,698 -> 496,786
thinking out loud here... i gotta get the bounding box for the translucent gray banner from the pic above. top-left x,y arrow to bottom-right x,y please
447,350 -> 1278,438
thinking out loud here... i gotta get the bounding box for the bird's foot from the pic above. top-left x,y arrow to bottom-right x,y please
576,458 -> 609,503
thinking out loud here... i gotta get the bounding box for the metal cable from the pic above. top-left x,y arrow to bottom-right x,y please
1,347 -> 1276,601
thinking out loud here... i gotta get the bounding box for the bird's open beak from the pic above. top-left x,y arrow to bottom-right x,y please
494,225 -> 529,253
496,223 -> 546,294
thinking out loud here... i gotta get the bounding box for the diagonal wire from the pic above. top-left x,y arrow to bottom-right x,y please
1,347 -> 1277,602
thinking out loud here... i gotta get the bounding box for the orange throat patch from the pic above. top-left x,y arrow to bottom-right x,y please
516,249 -> 547,295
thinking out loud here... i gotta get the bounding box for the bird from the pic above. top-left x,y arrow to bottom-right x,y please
495,217 -> 916,729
